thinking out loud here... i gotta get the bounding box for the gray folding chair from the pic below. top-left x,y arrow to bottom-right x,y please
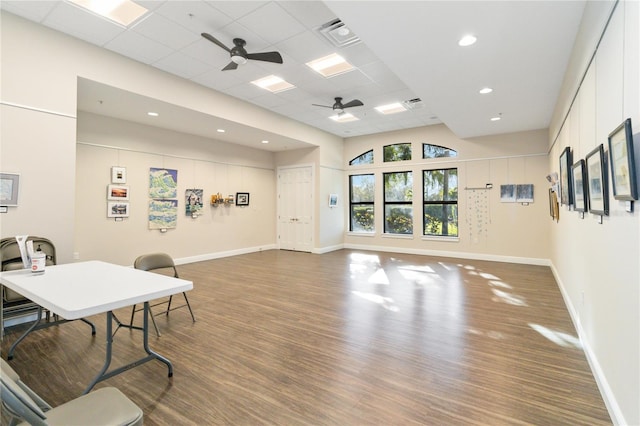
0,359 -> 143,426
129,253 -> 196,337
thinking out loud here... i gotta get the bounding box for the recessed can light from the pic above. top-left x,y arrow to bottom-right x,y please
147,111 -> 159,117
262,140 -> 269,144
458,35 -> 477,47
217,129 -> 225,133
491,116 -> 501,121
479,87 -> 493,94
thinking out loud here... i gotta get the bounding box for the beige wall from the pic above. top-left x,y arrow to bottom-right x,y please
343,125 -> 551,263
76,112 -> 278,265
548,1 -> 639,424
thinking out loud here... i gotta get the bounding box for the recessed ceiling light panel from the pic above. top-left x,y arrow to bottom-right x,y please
330,113 -> 359,123
251,75 -> 295,93
375,103 -> 407,115
306,53 -> 354,78
479,87 -> 493,94
68,0 -> 148,27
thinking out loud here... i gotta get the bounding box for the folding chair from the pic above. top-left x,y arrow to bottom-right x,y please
129,253 -> 195,337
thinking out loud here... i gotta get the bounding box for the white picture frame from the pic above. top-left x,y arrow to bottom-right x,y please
107,184 -> 130,200
107,201 -> 129,218
329,193 -> 338,208
111,166 -> 127,184
0,173 -> 20,206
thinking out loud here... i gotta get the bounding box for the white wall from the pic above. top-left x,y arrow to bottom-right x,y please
548,1 -> 639,424
343,125 -> 551,263
0,11 -> 343,262
76,112 -> 277,265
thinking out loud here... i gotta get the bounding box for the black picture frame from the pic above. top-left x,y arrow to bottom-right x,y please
236,192 -> 250,206
571,160 -> 588,213
607,118 -> 638,201
559,147 -> 573,206
585,144 -> 608,216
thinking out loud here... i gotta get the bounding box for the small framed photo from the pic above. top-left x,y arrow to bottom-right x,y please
111,166 -> 127,184
236,192 -> 250,206
107,201 -> 129,218
329,193 -> 338,208
586,144 -> 609,216
107,184 -> 129,200
548,188 -> 559,221
500,184 -> 516,202
559,147 -> 573,206
516,184 -> 534,203
571,159 -> 588,213
0,173 -> 20,206
607,118 -> 637,201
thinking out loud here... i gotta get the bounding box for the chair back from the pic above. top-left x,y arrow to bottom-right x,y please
134,253 -> 178,278
0,368 -> 47,426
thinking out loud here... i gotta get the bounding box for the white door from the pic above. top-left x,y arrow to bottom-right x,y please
278,166 -> 313,252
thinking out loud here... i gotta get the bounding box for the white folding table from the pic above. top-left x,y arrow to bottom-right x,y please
0,260 -> 193,394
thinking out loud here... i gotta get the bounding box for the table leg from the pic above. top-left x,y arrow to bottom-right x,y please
7,307 -> 43,360
83,303 -> 173,394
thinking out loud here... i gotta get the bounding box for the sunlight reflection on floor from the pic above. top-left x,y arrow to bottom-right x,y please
529,323 -> 582,348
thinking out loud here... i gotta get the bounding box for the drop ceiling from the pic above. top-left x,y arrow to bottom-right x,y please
1,1 -> 586,150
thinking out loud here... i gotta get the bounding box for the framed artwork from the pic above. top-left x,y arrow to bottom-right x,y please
111,166 -> 127,184
107,184 -> 129,200
0,173 -> 20,206
516,184 -> 534,203
586,144 -> 608,216
559,147 -> 573,206
548,189 -> 559,221
236,192 -> 250,206
607,118 -> 637,201
500,184 -> 516,202
149,168 -> 178,199
329,193 -> 338,207
185,188 -> 203,215
571,160 -> 588,213
149,199 -> 178,229
107,202 -> 129,218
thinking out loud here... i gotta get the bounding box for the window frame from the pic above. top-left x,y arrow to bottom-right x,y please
349,149 -> 374,166
422,143 -> 458,159
383,171 -> 413,235
422,167 -> 458,237
349,174 -> 375,233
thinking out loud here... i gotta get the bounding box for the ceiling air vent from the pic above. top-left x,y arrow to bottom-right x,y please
318,19 -> 361,48
403,98 -> 425,110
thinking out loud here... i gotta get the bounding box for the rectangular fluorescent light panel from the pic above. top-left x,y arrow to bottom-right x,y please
306,53 -> 354,78
68,0 -> 148,26
251,75 -> 295,93
329,113 -> 359,123
375,102 -> 407,115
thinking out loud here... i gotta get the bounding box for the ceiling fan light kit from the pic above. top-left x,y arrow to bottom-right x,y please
201,33 -> 283,71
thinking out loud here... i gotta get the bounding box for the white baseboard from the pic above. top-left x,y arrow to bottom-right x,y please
312,244 -> 344,254
549,263 -> 624,425
343,243 -> 550,266
174,244 -> 277,265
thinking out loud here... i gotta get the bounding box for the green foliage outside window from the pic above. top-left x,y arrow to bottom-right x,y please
384,171 -> 413,234
350,174 -> 375,232
423,144 -> 457,159
423,168 -> 458,236
383,143 -> 412,162
349,150 -> 374,165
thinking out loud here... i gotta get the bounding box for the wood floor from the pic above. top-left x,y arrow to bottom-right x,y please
1,249 -> 610,425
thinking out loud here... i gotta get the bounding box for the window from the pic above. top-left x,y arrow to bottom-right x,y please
423,144 -> 457,159
384,171 -> 413,234
349,150 -> 373,165
423,168 -> 458,237
349,174 -> 375,232
383,143 -> 412,162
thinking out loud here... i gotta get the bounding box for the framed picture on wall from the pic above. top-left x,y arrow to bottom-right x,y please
559,147 -> 573,206
236,192 -> 250,206
329,193 -> 338,207
571,160 -> 588,213
586,144 -> 609,216
607,118 -> 638,201
0,173 -> 20,206
107,184 -> 129,200
111,166 -> 127,184
107,201 -> 129,218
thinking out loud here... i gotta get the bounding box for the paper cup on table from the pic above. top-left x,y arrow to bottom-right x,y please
31,252 -> 46,273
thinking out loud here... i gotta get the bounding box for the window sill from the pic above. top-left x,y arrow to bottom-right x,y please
421,236 -> 460,242
347,232 -> 376,237
382,233 -> 414,240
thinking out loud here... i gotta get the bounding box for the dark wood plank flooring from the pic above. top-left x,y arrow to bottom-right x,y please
1,249 -> 610,425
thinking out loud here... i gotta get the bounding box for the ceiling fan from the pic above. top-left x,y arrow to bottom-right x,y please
201,33 -> 283,71
312,97 -> 364,114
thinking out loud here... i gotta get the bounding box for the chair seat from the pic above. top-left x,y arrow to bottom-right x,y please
19,387 -> 143,426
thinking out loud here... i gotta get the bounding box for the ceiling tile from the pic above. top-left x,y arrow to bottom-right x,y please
132,13 -> 201,50
278,1 -> 337,30
153,1 -> 233,35
274,30 -> 335,64
237,2 -> 306,45
0,1 -> 57,22
105,31 -> 174,64
153,51 -> 211,79
43,2 -> 124,46
206,1 -> 268,20
191,69 -> 244,91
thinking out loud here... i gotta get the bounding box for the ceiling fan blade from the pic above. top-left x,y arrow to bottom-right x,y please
201,33 -> 231,53
246,51 -> 283,64
311,103 -> 333,108
222,61 -> 238,71
342,99 -> 364,109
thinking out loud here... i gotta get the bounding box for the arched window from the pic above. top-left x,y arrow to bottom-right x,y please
349,150 -> 374,165
423,144 -> 457,159
383,143 -> 412,162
